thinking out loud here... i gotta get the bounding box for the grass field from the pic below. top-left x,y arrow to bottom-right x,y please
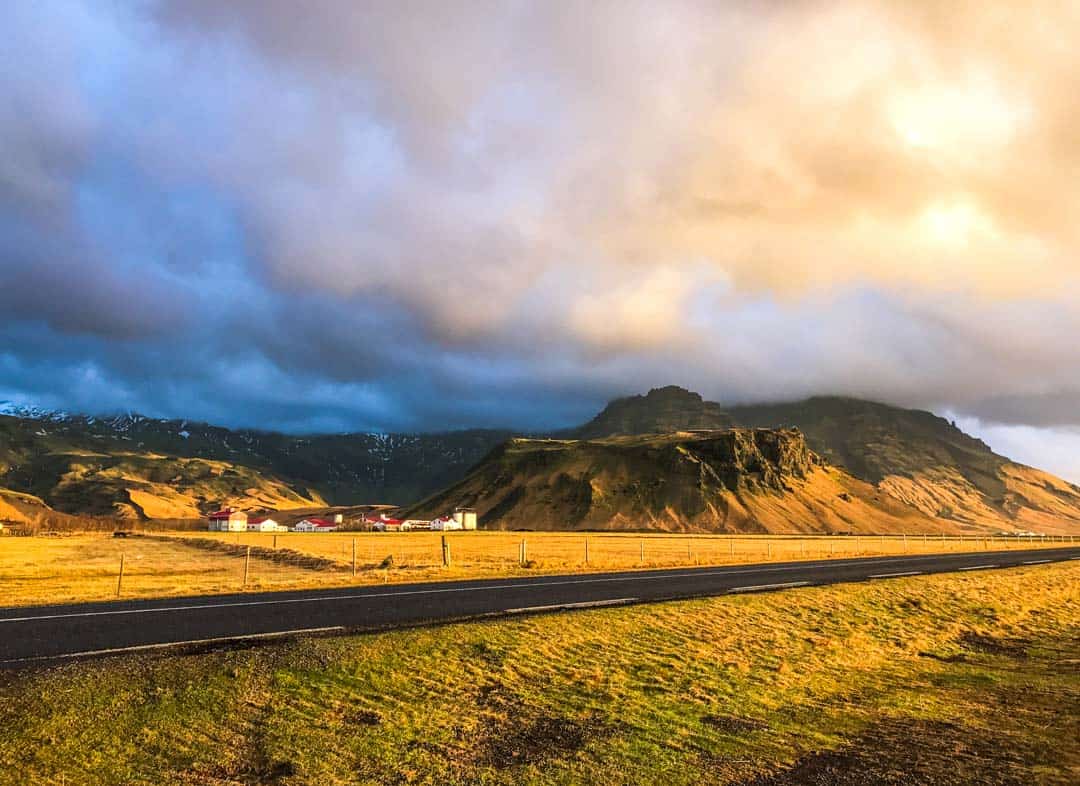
1,530 -> 1073,607
0,563 -> 1076,784
189,529 -> 1072,571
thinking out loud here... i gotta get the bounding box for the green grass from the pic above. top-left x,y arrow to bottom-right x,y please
1,564 -> 1077,785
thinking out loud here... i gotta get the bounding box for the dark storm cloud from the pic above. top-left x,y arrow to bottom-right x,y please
0,1 -> 1079,481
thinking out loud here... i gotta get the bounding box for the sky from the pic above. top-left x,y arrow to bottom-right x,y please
1,1 -> 1079,481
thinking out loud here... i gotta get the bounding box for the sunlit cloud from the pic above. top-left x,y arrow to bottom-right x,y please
0,0 -> 1077,479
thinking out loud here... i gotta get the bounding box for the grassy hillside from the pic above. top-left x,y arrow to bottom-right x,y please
728,396 -> 1080,531
1,564 -> 1075,785
407,430 -> 941,533
0,488 -> 53,525
0,412 -> 507,517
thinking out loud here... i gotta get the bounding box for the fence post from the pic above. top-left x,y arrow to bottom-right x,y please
639,539 -> 644,565
584,537 -> 590,565
801,539 -> 805,558
855,535 -> 860,554
353,538 -> 358,576
730,539 -> 735,558
519,539 -> 528,566
767,541 -> 772,560
243,546 -> 251,587
273,534 -> 278,549
441,535 -> 450,567
116,553 -> 125,598
903,533 -> 907,553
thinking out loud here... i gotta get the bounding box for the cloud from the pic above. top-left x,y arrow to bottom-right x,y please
952,416 -> 1080,486
0,0 -> 1078,481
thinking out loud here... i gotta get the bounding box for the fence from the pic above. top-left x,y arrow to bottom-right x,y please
2,530 -> 1075,608
186,529 -> 1076,565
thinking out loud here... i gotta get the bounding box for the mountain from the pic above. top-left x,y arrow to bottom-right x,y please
574,386 -> 733,438
404,429 -> 937,533
0,409 -> 509,519
566,388 -> 1080,533
3,389 -> 1080,534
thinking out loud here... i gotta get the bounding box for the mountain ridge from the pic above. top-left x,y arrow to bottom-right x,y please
568,387 -> 1080,533
2,389 -> 1079,533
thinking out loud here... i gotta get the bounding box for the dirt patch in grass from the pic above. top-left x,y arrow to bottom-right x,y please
920,631 -> 1033,664
344,708 -> 382,726
702,713 -> 768,735
959,631 -> 1031,659
740,718 -> 1032,786
477,712 -> 611,768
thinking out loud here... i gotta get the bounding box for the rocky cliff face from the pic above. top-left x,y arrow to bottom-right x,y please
682,428 -> 818,492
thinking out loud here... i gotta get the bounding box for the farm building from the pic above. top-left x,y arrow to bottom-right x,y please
372,517 -> 408,532
430,516 -> 461,531
247,517 -> 285,532
208,508 -> 248,532
293,518 -> 338,532
453,508 -> 478,530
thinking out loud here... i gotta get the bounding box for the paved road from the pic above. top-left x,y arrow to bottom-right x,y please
2,547 -> 1077,668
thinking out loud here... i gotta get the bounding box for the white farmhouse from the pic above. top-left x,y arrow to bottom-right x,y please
293,518 -> 338,533
208,508 -> 248,532
430,516 -> 462,531
247,517 -> 281,532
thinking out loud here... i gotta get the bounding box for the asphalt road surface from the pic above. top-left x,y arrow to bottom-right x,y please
2,547 -> 1077,668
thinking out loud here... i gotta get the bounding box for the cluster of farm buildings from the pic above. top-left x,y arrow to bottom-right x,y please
207,507 -> 478,533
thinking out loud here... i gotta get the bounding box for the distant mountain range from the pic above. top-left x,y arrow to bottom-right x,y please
2,387 -> 1079,533
0,403 -> 508,519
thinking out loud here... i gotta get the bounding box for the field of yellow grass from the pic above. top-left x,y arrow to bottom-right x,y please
1,563 -> 1076,785
0,529 -> 1073,607
187,528 -> 1075,568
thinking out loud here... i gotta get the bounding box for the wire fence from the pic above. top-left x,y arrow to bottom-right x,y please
2,530 -> 1075,607
184,529 -> 1076,570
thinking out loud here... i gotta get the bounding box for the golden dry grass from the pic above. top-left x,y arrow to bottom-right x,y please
0,535 -> 355,607
182,528 -> 1072,572
0,564 -> 1076,785
1,529 -> 1073,608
